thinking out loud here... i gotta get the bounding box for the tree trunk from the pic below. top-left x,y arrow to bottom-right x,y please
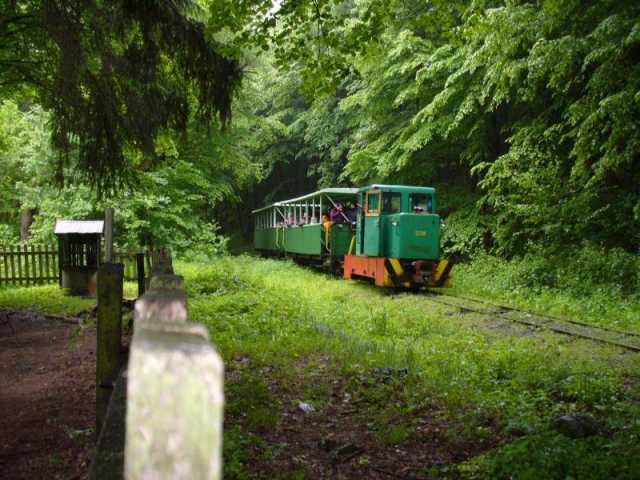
20,208 -> 34,241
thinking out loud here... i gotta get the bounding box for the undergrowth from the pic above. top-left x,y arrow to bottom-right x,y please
0,284 -> 94,315
450,246 -> 640,333
0,281 -> 138,315
2,254 -> 637,478
180,256 -> 640,479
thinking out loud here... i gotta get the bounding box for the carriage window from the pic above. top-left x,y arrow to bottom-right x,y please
409,194 -> 433,214
382,192 -> 401,213
366,192 -> 380,214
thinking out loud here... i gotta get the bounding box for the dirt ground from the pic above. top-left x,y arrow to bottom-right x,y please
225,354 -> 501,479
0,310 -> 96,480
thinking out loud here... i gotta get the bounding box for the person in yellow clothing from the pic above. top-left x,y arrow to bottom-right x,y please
322,213 -> 333,250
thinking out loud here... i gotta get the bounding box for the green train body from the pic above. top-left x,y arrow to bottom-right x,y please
252,185 -> 452,288
254,222 -> 353,258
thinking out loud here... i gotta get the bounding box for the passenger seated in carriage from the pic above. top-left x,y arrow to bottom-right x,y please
286,213 -> 294,226
345,203 -> 358,224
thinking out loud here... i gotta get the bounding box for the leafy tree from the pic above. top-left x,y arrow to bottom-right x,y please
228,0 -> 640,255
3,0 -> 640,259
1,0 -> 241,191
0,99 -> 55,241
0,97 -> 258,253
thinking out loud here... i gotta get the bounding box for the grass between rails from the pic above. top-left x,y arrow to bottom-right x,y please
180,256 -> 640,479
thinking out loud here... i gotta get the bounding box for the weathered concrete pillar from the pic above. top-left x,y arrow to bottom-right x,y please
125,322 -> 224,480
96,262 -> 124,431
125,271 -> 224,480
134,275 -> 187,323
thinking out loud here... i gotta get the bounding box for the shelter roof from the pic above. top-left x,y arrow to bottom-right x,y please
54,220 -> 104,235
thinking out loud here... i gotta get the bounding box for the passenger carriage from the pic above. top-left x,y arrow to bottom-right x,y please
252,188 -> 357,269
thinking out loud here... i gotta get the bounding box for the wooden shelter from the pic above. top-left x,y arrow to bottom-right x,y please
54,220 -> 104,296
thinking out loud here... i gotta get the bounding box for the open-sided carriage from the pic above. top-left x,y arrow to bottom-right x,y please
253,185 -> 453,288
252,188 -> 357,270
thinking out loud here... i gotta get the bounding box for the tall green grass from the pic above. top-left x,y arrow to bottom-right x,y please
0,284 -> 94,315
2,255 -> 637,477
180,256 -> 640,479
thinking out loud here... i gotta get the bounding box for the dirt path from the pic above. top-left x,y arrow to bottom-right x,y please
0,310 -> 96,480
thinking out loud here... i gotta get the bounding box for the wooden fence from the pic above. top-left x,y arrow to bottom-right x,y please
0,244 -> 58,286
0,244 -> 159,286
112,251 -> 150,282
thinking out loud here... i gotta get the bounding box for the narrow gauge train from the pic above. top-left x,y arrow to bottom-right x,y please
252,185 -> 453,288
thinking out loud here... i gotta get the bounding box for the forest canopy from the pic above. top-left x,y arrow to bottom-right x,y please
0,0 -> 639,260
1,0 -> 241,192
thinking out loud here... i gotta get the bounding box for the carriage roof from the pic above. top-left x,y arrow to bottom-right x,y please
251,188 -> 358,214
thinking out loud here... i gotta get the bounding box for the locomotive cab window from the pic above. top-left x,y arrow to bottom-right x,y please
365,191 -> 381,215
382,192 -> 401,214
410,193 -> 433,214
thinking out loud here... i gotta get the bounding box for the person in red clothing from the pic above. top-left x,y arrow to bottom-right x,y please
329,203 -> 345,223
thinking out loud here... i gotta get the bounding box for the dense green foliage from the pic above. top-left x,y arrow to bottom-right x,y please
1,0 -> 241,189
224,0 -> 640,257
0,98 -> 257,253
452,244 -> 640,332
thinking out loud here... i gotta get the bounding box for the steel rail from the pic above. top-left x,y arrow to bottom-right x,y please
422,291 -> 640,353
427,290 -> 640,337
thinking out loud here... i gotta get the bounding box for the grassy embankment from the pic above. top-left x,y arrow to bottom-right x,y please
0,281 -> 140,315
0,284 -> 95,315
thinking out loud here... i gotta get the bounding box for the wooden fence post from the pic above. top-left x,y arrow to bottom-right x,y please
96,262 -> 124,432
104,208 -> 114,263
136,253 -> 145,297
0,246 -> 5,286
10,245 -> 16,285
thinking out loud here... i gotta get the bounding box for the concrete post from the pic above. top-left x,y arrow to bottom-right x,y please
96,262 -> 124,431
125,321 -> 224,480
125,269 -> 224,480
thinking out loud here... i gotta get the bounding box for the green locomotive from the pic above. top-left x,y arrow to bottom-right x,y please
252,185 -> 452,288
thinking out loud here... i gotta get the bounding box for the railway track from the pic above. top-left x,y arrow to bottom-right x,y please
422,291 -> 640,353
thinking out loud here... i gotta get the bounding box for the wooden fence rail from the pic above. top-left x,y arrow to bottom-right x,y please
0,244 -> 161,286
